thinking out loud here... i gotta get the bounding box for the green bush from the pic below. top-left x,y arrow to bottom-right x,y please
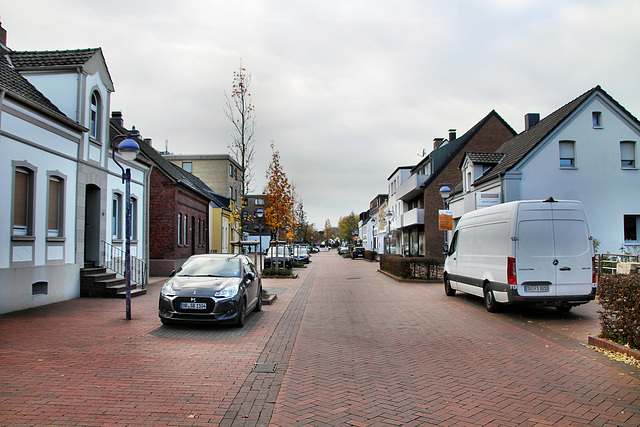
364,250 -> 377,261
598,274 -> 640,349
380,255 -> 442,280
261,267 -> 294,277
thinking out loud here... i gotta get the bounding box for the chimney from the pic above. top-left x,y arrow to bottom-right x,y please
448,129 -> 456,141
0,22 -> 6,47
524,113 -> 540,131
433,138 -> 445,149
111,111 -> 124,128
143,138 -> 152,147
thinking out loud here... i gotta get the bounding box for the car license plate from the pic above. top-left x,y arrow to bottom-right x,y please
180,302 -> 207,309
524,285 -> 549,292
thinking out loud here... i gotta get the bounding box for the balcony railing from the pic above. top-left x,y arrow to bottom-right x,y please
401,208 -> 424,228
396,173 -> 428,201
101,240 -> 147,287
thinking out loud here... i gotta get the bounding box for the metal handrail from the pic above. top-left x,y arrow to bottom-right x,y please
100,240 -> 147,287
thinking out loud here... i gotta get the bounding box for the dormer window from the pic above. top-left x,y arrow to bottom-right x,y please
90,91 -> 101,140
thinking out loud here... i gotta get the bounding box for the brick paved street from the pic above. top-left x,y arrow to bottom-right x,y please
1,252 -> 639,426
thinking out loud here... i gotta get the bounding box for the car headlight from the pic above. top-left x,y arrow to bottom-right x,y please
215,283 -> 239,298
161,281 -> 176,296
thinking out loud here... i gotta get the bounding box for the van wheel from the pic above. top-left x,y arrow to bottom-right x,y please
556,304 -> 572,313
484,286 -> 500,313
444,277 -> 456,297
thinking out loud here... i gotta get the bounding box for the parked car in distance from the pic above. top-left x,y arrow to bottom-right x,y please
351,247 -> 365,259
263,246 -> 293,269
293,247 -> 310,264
338,246 -> 349,255
158,254 -> 262,327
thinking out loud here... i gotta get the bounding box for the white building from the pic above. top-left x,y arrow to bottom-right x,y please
385,166 -> 412,254
0,28 -> 148,313
450,86 -> 640,255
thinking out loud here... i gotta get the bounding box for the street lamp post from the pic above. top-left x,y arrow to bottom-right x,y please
439,184 -> 455,255
255,208 -> 264,271
112,131 -> 141,320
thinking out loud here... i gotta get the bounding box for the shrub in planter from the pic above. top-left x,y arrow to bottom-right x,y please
261,267 -> 294,277
379,255 -> 442,280
364,250 -> 377,261
598,274 -> 640,349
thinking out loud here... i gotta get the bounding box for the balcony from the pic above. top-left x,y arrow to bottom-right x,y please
401,208 -> 424,228
396,173 -> 427,201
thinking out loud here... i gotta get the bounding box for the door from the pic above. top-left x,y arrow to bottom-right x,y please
516,204 -> 592,297
84,184 -> 101,265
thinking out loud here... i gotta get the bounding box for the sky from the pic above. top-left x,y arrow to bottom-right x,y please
2,0 -> 640,229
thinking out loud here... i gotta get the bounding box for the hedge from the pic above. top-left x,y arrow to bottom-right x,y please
379,254 -> 442,280
598,274 -> 640,350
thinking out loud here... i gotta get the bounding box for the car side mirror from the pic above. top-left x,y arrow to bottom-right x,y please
169,270 -> 176,278
245,272 -> 255,282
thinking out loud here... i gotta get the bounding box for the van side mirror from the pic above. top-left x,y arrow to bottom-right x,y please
169,270 -> 176,278
443,244 -> 449,255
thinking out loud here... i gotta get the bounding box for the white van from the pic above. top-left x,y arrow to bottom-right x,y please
443,198 -> 597,312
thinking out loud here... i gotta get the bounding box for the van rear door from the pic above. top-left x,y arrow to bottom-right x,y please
515,202 -> 592,298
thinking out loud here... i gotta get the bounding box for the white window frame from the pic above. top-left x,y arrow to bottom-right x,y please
592,111 -> 602,128
559,140 -> 576,169
620,141 -> 637,169
624,215 -> 640,245
112,192 -> 122,240
47,172 -> 66,238
12,161 -> 37,237
90,91 -> 101,140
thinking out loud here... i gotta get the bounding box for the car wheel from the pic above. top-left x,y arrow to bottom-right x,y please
235,299 -> 246,328
160,318 -> 174,326
254,287 -> 263,312
444,276 -> 456,297
484,285 -> 500,313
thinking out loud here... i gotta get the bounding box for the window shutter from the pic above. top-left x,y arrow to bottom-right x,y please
559,141 -> 575,158
621,141 -> 635,161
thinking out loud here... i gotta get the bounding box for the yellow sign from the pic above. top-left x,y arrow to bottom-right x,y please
439,210 -> 453,231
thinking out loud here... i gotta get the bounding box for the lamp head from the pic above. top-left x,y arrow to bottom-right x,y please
117,137 -> 140,161
439,185 -> 452,200
255,208 -> 264,218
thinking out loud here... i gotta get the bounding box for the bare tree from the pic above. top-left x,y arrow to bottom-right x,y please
225,62 -> 256,232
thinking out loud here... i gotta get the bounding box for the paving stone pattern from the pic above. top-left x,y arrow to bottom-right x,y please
0,253 -> 639,426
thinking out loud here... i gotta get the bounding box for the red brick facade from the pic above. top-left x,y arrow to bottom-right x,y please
422,113 -> 516,258
149,168 -> 209,275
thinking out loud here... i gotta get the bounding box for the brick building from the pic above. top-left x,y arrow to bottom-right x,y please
396,110 -> 516,257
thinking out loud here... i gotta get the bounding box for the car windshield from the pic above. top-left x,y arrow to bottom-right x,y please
267,247 -> 288,256
177,257 -> 241,277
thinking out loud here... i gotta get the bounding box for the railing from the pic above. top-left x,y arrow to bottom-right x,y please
101,240 -> 147,287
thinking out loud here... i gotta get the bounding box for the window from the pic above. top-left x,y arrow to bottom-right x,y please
621,141 -> 636,169
182,162 -> 192,173
112,193 -> 122,239
559,140 -> 576,168
178,214 -> 182,245
90,91 -> 101,140
255,198 -> 264,206
230,186 -> 233,199
229,164 -> 233,177
592,111 -> 602,128
13,164 -> 36,236
131,198 -> 138,240
624,215 -> 640,244
184,215 -> 188,246
47,174 -> 65,237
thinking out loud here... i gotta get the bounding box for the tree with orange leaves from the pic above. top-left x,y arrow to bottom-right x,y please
264,143 -> 294,242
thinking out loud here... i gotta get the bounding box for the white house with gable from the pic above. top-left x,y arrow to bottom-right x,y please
0,24 -> 149,314
450,86 -> 640,255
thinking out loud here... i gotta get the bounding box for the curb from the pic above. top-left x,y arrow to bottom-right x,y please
263,294 -> 278,305
588,336 -> 640,360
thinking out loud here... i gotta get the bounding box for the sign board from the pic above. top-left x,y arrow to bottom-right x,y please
438,210 -> 453,231
378,201 -> 388,232
476,192 -> 501,207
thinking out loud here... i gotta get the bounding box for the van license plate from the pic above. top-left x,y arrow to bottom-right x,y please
181,302 -> 207,309
524,285 -> 549,292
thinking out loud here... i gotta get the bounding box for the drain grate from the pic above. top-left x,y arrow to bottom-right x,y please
346,277 -> 361,280
253,363 -> 277,373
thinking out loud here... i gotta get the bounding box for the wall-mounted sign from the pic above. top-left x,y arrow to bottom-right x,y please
439,209 -> 453,231
477,192 -> 501,207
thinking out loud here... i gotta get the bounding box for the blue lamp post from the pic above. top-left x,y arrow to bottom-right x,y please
112,130 -> 140,320
255,208 -> 264,271
439,184 -> 455,255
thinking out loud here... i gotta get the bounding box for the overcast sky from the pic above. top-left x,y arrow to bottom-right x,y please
2,1 -> 640,228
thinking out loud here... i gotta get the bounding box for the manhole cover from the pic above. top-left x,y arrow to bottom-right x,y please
254,363 -> 277,373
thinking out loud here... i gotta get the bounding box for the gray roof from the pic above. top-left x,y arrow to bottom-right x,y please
464,152 -> 505,164
0,46 -> 68,119
109,119 -> 229,208
9,48 -> 101,68
474,85 -> 633,185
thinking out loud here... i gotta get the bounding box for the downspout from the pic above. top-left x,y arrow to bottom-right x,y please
0,89 -> 6,130
144,164 -> 153,284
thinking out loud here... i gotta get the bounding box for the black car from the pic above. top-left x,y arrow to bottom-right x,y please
351,247 -> 365,259
158,254 -> 262,327
263,246 -> 293,269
